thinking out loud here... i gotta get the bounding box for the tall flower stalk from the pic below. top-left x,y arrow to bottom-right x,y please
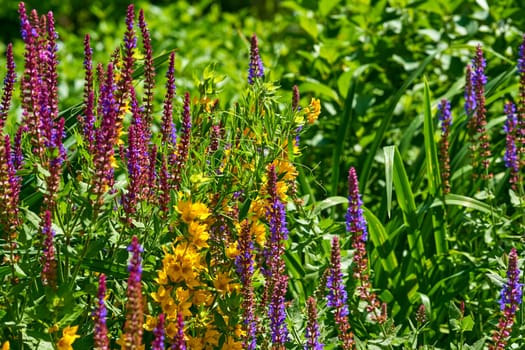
490,248 -> 523,350
438,99 -> 452,194
248,34 -> 264,84
504,102 -> 519,189
304,297 -> 323,350
93,274 -> 109,350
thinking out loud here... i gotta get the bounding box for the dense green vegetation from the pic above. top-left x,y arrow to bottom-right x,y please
1,0 -> 525,349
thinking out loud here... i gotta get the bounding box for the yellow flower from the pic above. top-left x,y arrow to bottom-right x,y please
176,201 -> 211,223
305,98 -> 321,124
251,221 -> 266,247
192,289 -> 213,306
213,272 -> 238,295
56,326 -> 80,350
204,327 -> 220,347
144,315 -> 157,332
188,221 -> 209,249
225,242 -> 239,259
272,159 -> 298,181
2,341 -> 9,350
223,336 -> 243,350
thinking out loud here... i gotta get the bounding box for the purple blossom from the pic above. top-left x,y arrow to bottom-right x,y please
235,220 -> 257,350
151,314 -> 165,350
305,297 -> 323,350
0,134 -> 21,243
172,312 -> 186,350
93,274 -> 109,350
346,167 -> 367,241
172,92 -> 191,189
82,34 -> 96,154
248,34 -> 264,84
139,9 -> 155,125
491,248 -> 523,349
122,235 -> 144,349
504,102 -> 519,188
438,99 -> 452,194
161,52 -> 177,154
40,210 -> 57,289
0,43 -> 16,127
326,236 -> 353,349
464,64 -> 476,115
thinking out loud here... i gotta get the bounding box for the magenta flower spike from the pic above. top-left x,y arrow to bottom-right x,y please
138,9 -> 155,126
82,34 -> 96,154
517,34 -> 525,167
93,274 -> 109,350
0,43 -> 16,128
161,51 -> 177,166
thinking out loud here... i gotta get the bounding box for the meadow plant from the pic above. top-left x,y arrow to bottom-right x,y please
1,2 -> 525,350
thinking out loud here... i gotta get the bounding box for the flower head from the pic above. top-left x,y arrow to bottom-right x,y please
56,326 -> 80,350
248,34 -> 264,84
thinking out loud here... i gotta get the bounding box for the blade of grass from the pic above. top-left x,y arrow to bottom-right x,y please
384,146 -> 395,218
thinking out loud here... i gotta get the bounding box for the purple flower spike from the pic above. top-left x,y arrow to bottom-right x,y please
151,314 -> 165,350
248,34 -> 264,84
122,235 -> 144,349
93,274 -> 109,350
504,102 -> 519,189
346,167 -> 368,241
161,51 -> 177,159
172,312 -> 186,350
82,34 -> 96,154
40,210 -> 57,289
326,236 -> 353,349
0,43 -> 16,127
235,220 -> 257,350
517,35 -> 525,169
172,92 -> 191,189
438,99 -> 452,194
491,248 -> 523,350
305,297 -> 323,350
139,9 -> 155,126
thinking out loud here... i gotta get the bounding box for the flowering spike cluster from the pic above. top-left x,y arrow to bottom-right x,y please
161,52 -> 177,164
468,45 -> 491,179
159,154 -> 170,214
438,99 -> 452,194
490,248 -> 523,350
93,274 -> 109,350
40,210 -> 57,289
172,312 -> 186,350
0,134 -> 21,242
503,102 -> 519,189
248,34 -> 264,84
81,34 -> 96,154
346,167 -> 386,324
326,236 -> 353,349
235,219 -> 257,350
119,4 -> 136,100
92,63 -> 119,201
123,88 -> 151,216
121,235 -> 144,349
263,165 -> 289,346
292,85 -> 300,112
517,35 -> 525,168
0,43 -> 16,127
172,92 -> 191,189
305,297 -> 323,350
138,9 -> 155,127
151,314 -> 165,350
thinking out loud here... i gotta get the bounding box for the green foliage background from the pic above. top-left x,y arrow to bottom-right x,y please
2,0 -> 525,348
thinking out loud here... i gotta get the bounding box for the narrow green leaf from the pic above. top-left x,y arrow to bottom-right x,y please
423,78 -> 441,197
383,146 -> 395,218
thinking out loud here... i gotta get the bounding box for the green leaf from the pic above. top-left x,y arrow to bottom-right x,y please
422,78 -> 441,197
384,146 -> 395,218
364,207 -> 398,273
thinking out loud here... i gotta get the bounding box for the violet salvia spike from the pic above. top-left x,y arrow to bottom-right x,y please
504,102 -> 519,189
161,51 -> 177,166
0,43 -> 16,128
517,34 -> 525,168
292,85 -> 300,112
138,9 -> 155,127
248,34 -> 264,84
159,154 -> 170,215
235,220 -> 257,350
82,34 -> 96,154
172,92 -> 191,189
122,236 -> 144,349
40,210 -> 57,289
151,314 -> 165,350
93,274 -> 109,350
490,248 -> 523,350
263,165 -> 289,346
117,4 -> 136,108
0,134 -> 21,241
327,236 -> 354,349
305,297 -> 323,350
45,11 -> 59,121
438,99 -> 452,194
172,312 -> 186,350
346,167 -> 367,241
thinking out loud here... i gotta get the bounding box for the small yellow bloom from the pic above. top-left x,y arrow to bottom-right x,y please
56,325 -> 80,350
144,315 -> 157,332
176,201 -> 211,223
188,221 -> 209,249
2,341 -> 9,350
223,336 -> 243,350
225,242 -> 239,259
305,98 -> 321,124
213,272 -> 236,295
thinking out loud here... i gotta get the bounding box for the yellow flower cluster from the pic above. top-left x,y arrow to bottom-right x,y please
304,98 -> 321,124
56,326 -> 80,350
